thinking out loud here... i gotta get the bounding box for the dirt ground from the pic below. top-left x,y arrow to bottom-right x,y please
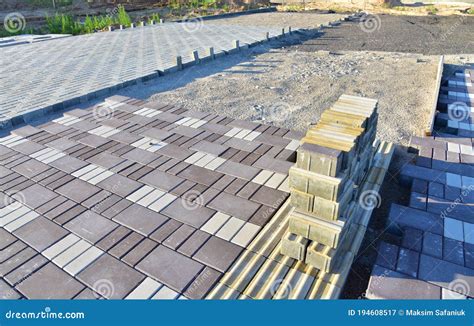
114,45 -> 439,146
205,11 -> 347,29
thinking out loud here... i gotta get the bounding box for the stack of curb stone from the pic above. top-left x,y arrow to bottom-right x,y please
281,94 -> 379,272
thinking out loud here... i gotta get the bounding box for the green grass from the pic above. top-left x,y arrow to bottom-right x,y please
467,8 -> 474,15
426,5 -> 438,15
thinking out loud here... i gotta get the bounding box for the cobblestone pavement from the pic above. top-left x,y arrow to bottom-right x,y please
0,22 -> 291,127
0,95 -> 303,299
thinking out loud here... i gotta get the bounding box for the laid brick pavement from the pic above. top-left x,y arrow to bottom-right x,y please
0,22 -> 293,129
0,95 -> 304,299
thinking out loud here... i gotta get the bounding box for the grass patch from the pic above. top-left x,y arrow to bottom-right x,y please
426,5 -> 438,15
467,8 -> 474,15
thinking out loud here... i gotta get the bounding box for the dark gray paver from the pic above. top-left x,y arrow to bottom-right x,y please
78,254 -> 145,299
193,236 -> 243,273
65,211 -> 118,244
14,217 -> 68,252
366,265 -> 441,299
137,245 -> 204,292
161,199 -> 215,229
208,192 -> 261,222
114,205 -> 168,236
16,263 -> 84,299
56,179 -> 101,203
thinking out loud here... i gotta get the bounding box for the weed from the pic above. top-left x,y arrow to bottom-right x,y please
426,5 -> 438,15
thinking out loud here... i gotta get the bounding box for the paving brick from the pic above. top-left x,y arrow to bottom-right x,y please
0,279 -> 21,299
367,265 -> 441,299
250,186 -> 287,209
16,263 -> 84,299
97,174 -> 142,198
65,211 -> 118,244
139,169 -> 184,192
163,224 -> 196,250
208,192 -> 261,222
401,228 -> 423,252
193,236 -> 243,273
375,241 -> 399,270
150,219 -> 183,243
122,238 -> 158,267
178,165 -> 224,187
161,198 -> 216,228
184,266 -> 222,299
396,248 -> 419,278
126,277 -> 162,299
419,254 -> 474,297
443,237 -> 464,266
137,245 -> 203,292
216,160 -> 260,181
56,179 -> 101,203
78,254 -> 145,299
4,254 -> 48,286
178,230 -> 211,257
14,217 -> 68,252
108,232 -> 144,259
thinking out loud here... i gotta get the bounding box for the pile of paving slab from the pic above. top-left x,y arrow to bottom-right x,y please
280,94 -> 378,272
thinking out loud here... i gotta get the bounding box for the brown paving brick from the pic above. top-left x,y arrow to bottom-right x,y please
102,199 -> 132,219
96,226 -> 132,252
114,204 -> 168,236
4,254 -> 48,286
11,159 -> 50,179
169,180 -> 197,197
208,192 -> 261,222
0,247 -> 37,275
220,147 -> 239,160
122,148 -> 157,165
249,205 -> 276,227
254,143 -> 272,155
11,141 -> 44,155
157,158 -> 181,172
87,152 -> 125,169
197,187 -> 221,206
81,190 -> 111,209
190,140 -> 228,156
50,155 -> 89,174
163,224 -> 196,250
250,186 -> 288,209
150,219 -> 183,243
224,178 -> 247,195
161,199 -> 216,228
228,150 -> 250,163
65,211 -> 118,244
56,179 -> 101,204
43,200 -> 77,220
253,155 -> 293,174
171,125 -> 203,139
237,182 -> 260,200
184,266 -> 222,299
0,229 -> 17,251
193,236 -> 243,273
166,161 -> 190,176
14,217 -> 68,252
157,144 -> 194,161
3,179 -> 34,194
97,174 -> 142,198
116,162 -> 142,176
139,169 -> 184,192
148,155 -> 171,169
0,241 -> 26,264
91,194 -> 122,214
122,238 -> 158,267
78,134 -> 109,148
46,174 -> 75,191
30,168 -> 57,183
38,170 -> 67,187
178,165 -> 223,187
216,160 -> 260,181
0,279 -> 21,299
136,245 -> 204,292
178,230 -> 211,257
36,196 -> 68,215
55,205 -> 88,226
17,263 -> 84,299
78,254 -> 145,299
109,232 -> 144,259
128,166 -> 153,181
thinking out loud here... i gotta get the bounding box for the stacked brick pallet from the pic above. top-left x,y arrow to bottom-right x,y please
280,94 -> 378,272
367,69 -> 474,299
